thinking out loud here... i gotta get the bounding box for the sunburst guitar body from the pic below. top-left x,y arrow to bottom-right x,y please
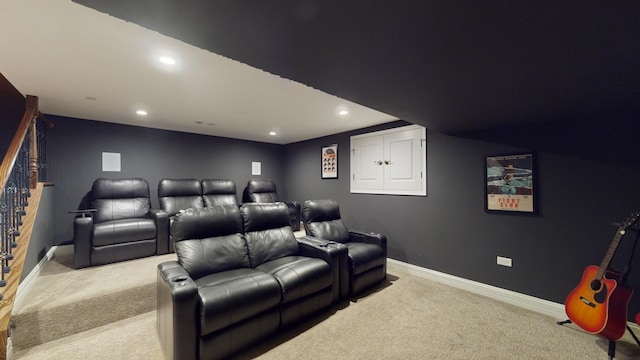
565,265 -> 632,341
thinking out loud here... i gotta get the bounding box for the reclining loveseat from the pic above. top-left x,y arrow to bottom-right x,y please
157,202 -> 344,360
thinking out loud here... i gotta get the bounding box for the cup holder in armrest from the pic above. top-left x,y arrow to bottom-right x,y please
318,241 -> 338,247
171,276 -> 189,285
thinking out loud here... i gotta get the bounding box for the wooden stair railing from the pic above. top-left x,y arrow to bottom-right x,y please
0,95 -> 50,360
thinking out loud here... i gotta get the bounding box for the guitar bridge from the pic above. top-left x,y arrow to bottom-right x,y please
580,296 -> 596,308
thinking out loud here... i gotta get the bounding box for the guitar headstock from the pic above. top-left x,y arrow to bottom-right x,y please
620,212 -> 640,232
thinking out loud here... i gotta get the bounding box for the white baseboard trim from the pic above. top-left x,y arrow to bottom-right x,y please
14,245 -> 57,313
387,259 -> 640,334
387,258 -> 567,319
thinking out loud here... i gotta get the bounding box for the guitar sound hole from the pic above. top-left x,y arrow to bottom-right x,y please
590,279 -> 601,291
594,282 -> 608,304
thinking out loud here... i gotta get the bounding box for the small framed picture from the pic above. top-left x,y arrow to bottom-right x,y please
485,153 -> 537,214
321,144 -> 338,179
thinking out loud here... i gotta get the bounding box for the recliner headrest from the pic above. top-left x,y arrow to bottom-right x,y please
202,179 -> 239,206
202,179 -> 236,195
302,199 -> 342,223
240,202 -> 290,232
92,178 -> 150,200
171,206 -> 243,242
246,179 -> 277,194
158,178 -> 202,197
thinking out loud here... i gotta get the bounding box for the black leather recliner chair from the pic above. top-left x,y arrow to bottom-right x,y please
242,179 -> 301,231
157,203 -> 341,360
302,199 -> 387,295
73,178 -> 169,269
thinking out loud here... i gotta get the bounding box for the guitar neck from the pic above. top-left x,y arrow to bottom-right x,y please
595,229 -> 625,280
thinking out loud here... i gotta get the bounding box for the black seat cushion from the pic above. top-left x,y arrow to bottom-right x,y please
92,218 -> 157,246
196,268 -> 282,336
256,256 -> 332,303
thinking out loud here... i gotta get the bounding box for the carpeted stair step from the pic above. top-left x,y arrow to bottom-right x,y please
11,245 -> 175,351
12,311 -> 163,360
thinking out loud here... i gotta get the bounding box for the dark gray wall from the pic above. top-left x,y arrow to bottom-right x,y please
47,115 -> 285,245
283,120 -> 640,317
33,113 -> 640,319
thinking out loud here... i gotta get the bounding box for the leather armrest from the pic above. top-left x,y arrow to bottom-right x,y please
298,236 -> 349,301
157,261 -> 199,360
349,230 -> 387,252
73,216 -> 94,269
150,209 -> 170,254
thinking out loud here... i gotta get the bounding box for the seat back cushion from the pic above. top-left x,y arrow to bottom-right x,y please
91,178 -> 151,223
172,206 -> 249,279
158,178 -> 204,216
240,203 -> 298,267
201,179 -> 238,206
302,199 -> 350,243
243,179 -> 279,203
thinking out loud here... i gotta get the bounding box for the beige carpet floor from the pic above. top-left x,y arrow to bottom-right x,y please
12,248 -> 640,359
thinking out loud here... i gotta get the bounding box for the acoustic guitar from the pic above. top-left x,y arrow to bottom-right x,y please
564,212 -> 639,341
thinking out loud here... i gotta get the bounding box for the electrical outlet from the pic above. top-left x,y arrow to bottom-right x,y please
497,256 -> 512,267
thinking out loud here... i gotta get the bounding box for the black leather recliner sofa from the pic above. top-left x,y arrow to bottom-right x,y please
157,202 -> 343,360
73,178 -> 169,269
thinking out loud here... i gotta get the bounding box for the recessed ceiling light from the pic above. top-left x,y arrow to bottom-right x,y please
269,131 -> 277,136
195,121 -> 216,126
339,110 -> 349,116
159,56 -> 176,65
136,109 -> 148,116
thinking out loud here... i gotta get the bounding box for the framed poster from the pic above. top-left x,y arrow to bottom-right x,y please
485,153 -> 537,214
321,144 -> 338,179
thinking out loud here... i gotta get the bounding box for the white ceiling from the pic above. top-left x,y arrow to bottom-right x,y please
0,0 -> 397,144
